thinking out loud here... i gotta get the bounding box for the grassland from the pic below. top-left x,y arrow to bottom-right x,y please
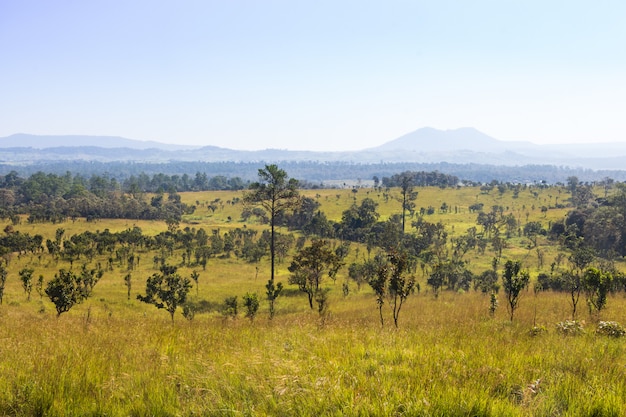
1,185 -> 625,416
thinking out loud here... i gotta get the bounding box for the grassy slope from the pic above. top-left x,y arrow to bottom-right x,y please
1,185 -> 625,416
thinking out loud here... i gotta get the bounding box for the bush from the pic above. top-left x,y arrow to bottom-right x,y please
596,321 -> 626,338
242,292 -> 260,322
222,296 -> 238,319
182,303 -> 195,321
556,320 -> 585,336
528,325 -> 547,337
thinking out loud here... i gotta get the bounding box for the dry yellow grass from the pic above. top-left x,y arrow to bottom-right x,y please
1,184 -> 625,415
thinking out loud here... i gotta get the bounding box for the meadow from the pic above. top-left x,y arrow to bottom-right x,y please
1,185 -> 625,416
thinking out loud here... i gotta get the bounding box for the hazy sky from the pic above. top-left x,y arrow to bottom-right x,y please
2,1 -> 626,151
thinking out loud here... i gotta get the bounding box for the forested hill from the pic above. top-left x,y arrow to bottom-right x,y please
0,160 -> 624,185
3,129 -> 626,184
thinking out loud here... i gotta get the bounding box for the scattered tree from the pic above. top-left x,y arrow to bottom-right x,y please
244,164 -> 300,318
386,251 -> 416,327
288,239 -> 343,310
19,267 -> 35,301
137,264 -> 192,322
123,273 -> 132,300
502,260 -> 530,321
190,270 -> 200,296
582,267 -> 613,319
45,269 -> 85,317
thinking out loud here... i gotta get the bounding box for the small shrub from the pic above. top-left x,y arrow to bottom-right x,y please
222,296 -> 238,319
489,292 -> 498,317
596,321 -> 626,338
528,326 -> 548,337
556,320 -> 585,336
182,303 -> 195,321
242,292 -> 259,322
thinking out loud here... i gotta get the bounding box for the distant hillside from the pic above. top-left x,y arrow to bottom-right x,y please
2,129 -> 626,172
372,127 -> 517,152
0,134 -> 199,151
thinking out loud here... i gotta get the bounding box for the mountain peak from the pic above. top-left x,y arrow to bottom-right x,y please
373,127 -> 502,152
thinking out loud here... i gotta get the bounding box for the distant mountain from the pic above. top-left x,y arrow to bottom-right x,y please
372,127 -> 535,153
0,134 -> 199,151
1,129 -> 626,172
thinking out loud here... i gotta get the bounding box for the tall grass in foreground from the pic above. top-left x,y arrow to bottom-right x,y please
2,290 -> 626,416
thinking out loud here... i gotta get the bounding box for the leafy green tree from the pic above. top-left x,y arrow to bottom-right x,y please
474,270 -> 499,294
45,269 -> 85,317
19,267 -> 35,301
502,260 -> 530,321
582,267 -> 613,319
190,270 -> 200,296
78,264 -> 103,298
369,261 -> 388,327
386,251 -> 416,328
137,264 -> 192,322
244,164 -> 300,318
288,239 -> 343,309
367,250 -> 416,327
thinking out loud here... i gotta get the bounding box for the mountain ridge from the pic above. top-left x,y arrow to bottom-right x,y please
0,133 -> 200,151
2,128 -> 626,171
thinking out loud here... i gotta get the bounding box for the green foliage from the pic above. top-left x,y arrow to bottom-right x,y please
288,239 -> 344,310
489,292 -> 498,317
502,260 -> 530,321
367,250 -> 415,327
244,165 -> 300,320
45,269 -> 85,317
242,292 -> 260,322
190,270 -> 200,295
265,279 -> 283,320
182,303 -> 195,321
36,274 -> 44,300
222,296 -> 238,319
19,267 -> 35,301
339,198 -> 379,241
137,264 -> 192,322
78,263 -> 103,299
314,287 -> 331,318
386,251 -> 416,328
475,270 -> 500,294
427,259 -> 472,296
582,267 -> 613,318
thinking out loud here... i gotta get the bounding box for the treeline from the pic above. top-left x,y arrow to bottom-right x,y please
0,171 -> 194,222
381,171 -> 459,188
3,160 -> 626,184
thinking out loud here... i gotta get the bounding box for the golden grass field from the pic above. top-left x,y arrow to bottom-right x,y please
1,185 -> 625,416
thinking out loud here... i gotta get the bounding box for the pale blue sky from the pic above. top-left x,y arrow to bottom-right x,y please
1,1 -> 625,150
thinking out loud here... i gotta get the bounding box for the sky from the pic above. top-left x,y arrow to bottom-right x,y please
1,1 -> 626,151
